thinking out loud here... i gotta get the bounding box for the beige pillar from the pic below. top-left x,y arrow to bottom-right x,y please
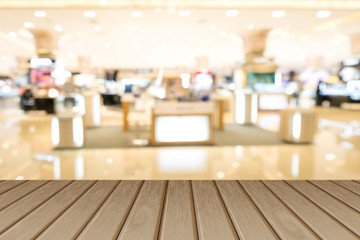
31,30 -> 57,59
241,29 -> 276,72
350,33 -> 360,54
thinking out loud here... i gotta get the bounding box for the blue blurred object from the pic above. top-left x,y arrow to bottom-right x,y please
124,84 -> 133,93
201,95 -> 210,101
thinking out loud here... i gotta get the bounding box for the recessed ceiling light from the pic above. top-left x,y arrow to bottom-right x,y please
247,24 -> 255,30
219,32 -> 227,38
34,11 -> 47,18
104,42 -> 111,48
94,25 -> 101,31
317,10 -> 331,18
272,10 -> 285,18
132,11 -> 143,18
234,38 -> 243,45
179,10 -> 191,17
98,0 -> 107,5
209,25 -> 216,31
24,22 -> 35,29
84,11 -> 96,18
8,32 -> 17,39
226,10 -> 238,17
54,25 -> 63,32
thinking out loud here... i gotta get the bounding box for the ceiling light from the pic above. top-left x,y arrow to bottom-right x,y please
94,25 -> 101,31
209,25 -> 216,31
84,11 -> 96,18
132,11 -> 143,18
98,0 -> 107,5
317,10 -> 331,18
179,10 -> 191,17
8,32 -> 17,39
34,11 -> 47,18
54,25 -> 63,32
247,24 -> 255,30
272,10 -> 285,18
234,39 -> 242,45
325,153 -> 336,161
219,32 -> 227,38
226,10 -> 238,17
104,42 -> 111,48
24,22 -> 35,29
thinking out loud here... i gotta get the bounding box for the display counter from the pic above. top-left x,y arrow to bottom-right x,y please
35,97 -> 55,114
151,102 -> 214,145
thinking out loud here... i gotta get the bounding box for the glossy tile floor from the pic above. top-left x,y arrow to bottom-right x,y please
0,98 -> 360,180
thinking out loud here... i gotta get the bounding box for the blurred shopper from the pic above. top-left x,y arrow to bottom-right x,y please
287,71 -> 303,106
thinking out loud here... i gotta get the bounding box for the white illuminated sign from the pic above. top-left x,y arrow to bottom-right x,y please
155,116 -> 210,143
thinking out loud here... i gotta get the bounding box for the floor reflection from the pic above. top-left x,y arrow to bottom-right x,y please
0,102 -> 360,180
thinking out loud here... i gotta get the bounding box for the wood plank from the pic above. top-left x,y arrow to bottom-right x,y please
0,180 -> 48,211
77,181 -> 143,240
216,181 -> 278,240
311,181 -> 360,212
37,181 -> 119,239
241,181 -> 317,240
0,181 -> 26,195
0,180 -> 71,234
265,181 -> 358,240
332,181 -> 360,195
191,181 -> 238,240
159,181 -> 197,240
117,181 -> 167,240
288,181 -> 360,236
0,181 -> 95,240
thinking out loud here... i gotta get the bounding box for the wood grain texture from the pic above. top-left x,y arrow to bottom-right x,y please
0,180 -> 358,240
332,181 -> 360,195
117,180 -> 166,240
0,181 -> 26,195
265,181 -> 358,240
241,181 -> 318,240
0,180 -> 71,234
159,181 -> 197,240
191,181 -> 238,240
0,181 -> 95,240
0,180 -> 48,211
37,181 -> 119,240
78,181 -> 143,240
310,180 -> 360,212
287,181 -> 360,237
216,181 -> 278,240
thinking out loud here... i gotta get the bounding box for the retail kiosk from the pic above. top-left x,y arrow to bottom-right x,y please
151,101 -> 214,145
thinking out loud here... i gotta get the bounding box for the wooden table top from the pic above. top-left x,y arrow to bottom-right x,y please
0,180 -> 359,240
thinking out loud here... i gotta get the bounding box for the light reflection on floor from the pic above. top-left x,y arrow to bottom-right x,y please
0,101 -> 360,180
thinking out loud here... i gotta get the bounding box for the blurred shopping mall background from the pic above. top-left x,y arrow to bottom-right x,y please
0,0 -> 360,180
